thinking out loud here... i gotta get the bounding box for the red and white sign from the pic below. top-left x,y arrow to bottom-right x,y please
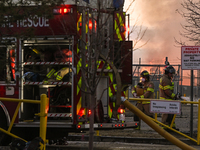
181,46 -> 200,70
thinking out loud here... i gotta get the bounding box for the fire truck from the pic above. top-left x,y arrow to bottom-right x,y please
0,4 -> 134,143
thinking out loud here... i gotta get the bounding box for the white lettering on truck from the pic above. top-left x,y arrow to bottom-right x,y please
2,15 -> 49,28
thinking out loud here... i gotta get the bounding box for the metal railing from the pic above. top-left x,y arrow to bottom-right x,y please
0,94 -> 48,150
127,97 -> 200,145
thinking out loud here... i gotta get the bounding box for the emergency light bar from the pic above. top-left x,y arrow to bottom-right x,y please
53,7 -> 73,15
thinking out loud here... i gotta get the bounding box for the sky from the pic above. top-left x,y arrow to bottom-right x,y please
124,0 -> 195,86
124,0 -> 184,64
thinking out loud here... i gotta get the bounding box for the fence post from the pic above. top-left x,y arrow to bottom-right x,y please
197,99 -> 200,145
40,94 -> 48,150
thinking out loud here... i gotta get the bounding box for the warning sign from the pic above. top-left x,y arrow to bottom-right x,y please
150,100 -> 181,114
181,46 -> 200,70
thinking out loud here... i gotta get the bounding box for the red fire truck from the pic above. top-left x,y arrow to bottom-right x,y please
0,4 -> 134,143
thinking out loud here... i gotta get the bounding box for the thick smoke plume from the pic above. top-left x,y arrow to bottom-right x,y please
125,0 -> 185,65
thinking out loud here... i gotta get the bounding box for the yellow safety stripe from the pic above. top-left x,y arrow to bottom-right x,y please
159,84 -> 173,90
32,48 -> 39,54
108,105 -> 112,118
77,14 -> 82,32
131,90 -> 135,94
108,73 -> 114,97
46,69 -> 56,78
171,93 -> 175,98
164,85 -> 173,90
140,95 -> 144,98
109,88 -> 112,97
159,84 -> 163,90
113,102 -> 115,107
56,75 -> 62,80
77,58 -> 82,74
143,72 -> 149,75
86,24 -> 88,34
77,77 -> 82,95
77,97 -> 82,114
142,101 -> 150,104
147,87 -> 154,92
108,73 -> 113,82
115,19 -> 122,41
97,61 -> 111,70
117,13 -> 123,26
160,97 -> 172,100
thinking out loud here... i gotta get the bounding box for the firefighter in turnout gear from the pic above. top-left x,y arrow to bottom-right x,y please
44,67 -> 71,82
131,70 -> 154,129
159,65 -> 177,130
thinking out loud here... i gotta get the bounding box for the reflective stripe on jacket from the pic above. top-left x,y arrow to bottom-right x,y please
141,81 -> 154,104
132,81 -> 154,104
159,74 -> 175,100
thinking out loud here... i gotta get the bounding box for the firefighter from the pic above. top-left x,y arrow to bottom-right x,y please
159,65 -> 178,130
131,70 -> 154,129
44,67 -> 71,82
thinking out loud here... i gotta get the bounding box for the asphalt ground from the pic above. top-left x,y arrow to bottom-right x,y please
1,103 -> 199,150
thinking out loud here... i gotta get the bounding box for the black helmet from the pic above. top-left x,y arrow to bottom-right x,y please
140,70 -> 149,77
164,65 -> 175,74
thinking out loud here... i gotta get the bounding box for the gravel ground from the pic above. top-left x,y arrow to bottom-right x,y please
69,104 -> 199,139
66,103 -> 200,150
47,141 -> 200,150
1,102 -> 199,150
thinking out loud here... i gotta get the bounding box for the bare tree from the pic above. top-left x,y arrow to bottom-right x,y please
175,0 -> 200,46
0,0 -> 147,149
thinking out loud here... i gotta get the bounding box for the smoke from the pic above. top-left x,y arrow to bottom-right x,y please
125,0 -> 185,64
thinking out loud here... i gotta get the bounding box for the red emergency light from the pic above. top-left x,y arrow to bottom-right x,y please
53,7 -> 73,15
78,108 -> 85,117
89,19 -> 97,32
117,108 -> 124,114
88,109 -> 92,116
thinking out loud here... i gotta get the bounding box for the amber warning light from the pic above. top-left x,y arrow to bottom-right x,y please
53,7 -> 73,15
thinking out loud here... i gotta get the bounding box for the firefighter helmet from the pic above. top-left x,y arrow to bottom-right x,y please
140,70 -> 149,78
164,65 -> 175,74
54,49 -> 72,62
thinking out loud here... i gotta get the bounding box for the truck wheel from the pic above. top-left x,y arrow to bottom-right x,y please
0,108 -> 11,146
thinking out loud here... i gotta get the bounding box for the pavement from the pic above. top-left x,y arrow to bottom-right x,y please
46,141 -> 200,150
1,103 -> 199,150
47,103 -> 199,150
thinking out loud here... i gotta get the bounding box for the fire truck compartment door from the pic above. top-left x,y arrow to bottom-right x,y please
96,77 -> 108,117
6,87 -> 14,95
